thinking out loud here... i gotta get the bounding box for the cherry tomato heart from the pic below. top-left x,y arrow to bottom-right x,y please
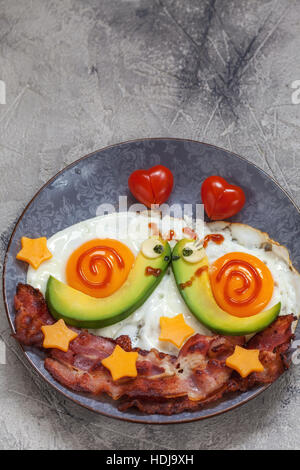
201,176 -> 246,220
128,165 -> 174,208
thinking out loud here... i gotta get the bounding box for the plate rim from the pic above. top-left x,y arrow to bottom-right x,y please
2,137 -> 298,425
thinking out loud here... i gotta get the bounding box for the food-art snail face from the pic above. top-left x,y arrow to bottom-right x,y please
26,213 -> 300,352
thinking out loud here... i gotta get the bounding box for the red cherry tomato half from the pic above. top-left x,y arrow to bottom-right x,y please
201,176 -> 246,220
128,165 -> 174,208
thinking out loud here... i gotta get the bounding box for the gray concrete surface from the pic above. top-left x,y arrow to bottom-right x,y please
0,0 -> 299,450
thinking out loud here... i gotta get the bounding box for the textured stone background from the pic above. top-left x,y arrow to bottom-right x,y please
0,0 -> 299,450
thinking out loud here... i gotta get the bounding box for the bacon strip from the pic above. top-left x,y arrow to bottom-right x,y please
45,333 -> 242,402
14,284 -> 295,415
247,314 -> 295,353
14,283 -> 54,347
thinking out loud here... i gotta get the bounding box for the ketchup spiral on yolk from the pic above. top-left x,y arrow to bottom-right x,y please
66,239 -> 134,298
209,252 -> 274,317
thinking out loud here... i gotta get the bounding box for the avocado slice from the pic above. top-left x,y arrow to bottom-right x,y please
46,240 -> 171,329
172,239 -> 281,336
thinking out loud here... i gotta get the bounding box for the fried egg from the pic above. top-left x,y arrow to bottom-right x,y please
27,213 -> 300,354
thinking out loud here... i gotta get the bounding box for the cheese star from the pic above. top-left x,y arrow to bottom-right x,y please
41,319 -> 78,352
16,236 -> 52,269
226,345 -> 264,378
101,345 -> 138,381
159,314 -> 195,348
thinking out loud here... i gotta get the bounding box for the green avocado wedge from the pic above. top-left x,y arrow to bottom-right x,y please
46,240 -> 171,329
171,239 -> 281,336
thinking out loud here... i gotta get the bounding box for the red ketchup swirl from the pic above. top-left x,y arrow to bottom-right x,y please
216,259 -> 262,306
77,246 -> 124,289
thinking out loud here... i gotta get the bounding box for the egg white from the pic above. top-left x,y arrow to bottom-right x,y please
27,213 -> 300,353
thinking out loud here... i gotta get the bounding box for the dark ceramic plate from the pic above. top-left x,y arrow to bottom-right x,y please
3,138 -> 300,424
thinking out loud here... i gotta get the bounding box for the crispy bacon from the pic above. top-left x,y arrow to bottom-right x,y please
231,315 -> 295,391
14,283 -> 54,347
14,284 -> 295,415
45,333 -> 239,403
247,314 -> 295,353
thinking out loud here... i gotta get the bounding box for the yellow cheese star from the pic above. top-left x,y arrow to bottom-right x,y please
159,314 -> 195,348
226,345 -> 264,378
16,236 -> 52,269
101,345 -> 139,381
41,319 -> 78,352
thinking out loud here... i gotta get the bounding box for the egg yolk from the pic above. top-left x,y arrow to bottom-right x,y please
66,239 -> 135,298
209,252 -> 274,317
